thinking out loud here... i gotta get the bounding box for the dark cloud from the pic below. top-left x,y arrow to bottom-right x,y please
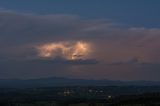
28,57 -> 99,65
0,57 -> 98,79
0,10 -> 160,80
110,57 -> 139,65
0,12 -> 78,41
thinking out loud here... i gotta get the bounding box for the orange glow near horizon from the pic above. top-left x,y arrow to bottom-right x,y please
36,41 -> 91,60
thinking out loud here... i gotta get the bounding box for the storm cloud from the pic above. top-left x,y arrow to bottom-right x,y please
1,10 -> 160,80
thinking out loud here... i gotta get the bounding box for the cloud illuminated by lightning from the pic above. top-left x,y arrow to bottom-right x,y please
36,41 -> 91,60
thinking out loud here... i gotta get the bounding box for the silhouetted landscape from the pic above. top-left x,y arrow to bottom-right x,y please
0,77 -> 160,105
1,77 -> 160,88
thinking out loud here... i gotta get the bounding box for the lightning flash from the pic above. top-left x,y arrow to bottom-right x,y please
36,41 -> 91,60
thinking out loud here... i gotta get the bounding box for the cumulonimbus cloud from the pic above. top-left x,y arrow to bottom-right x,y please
0,10 -> 160,80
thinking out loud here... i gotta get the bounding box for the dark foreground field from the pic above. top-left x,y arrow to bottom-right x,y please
0,86 -> 160,106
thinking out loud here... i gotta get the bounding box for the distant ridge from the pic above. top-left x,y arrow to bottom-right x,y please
0,77 -> 160,88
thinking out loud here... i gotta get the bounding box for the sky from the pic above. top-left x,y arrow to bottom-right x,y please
0,0 -> 160,81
